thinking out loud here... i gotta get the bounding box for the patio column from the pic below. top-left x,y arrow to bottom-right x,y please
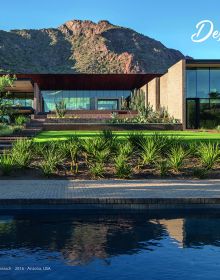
33,83 -> 42,114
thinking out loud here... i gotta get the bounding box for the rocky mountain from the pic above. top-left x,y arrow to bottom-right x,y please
0,20 -> 186,74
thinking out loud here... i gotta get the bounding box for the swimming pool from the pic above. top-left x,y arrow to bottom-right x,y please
0,210 -> 220,280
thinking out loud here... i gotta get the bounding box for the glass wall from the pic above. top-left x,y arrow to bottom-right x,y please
186,68 -> 220,128
4,93 -> 33,108
186,69 -> 196,98
200,99 -> 220,128
186,68 -> 220,98
210,69 -> 220,97
42,90 -> 131,112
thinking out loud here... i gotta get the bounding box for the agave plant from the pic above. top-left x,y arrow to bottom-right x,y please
198,142 -> 220,170
11,139 -> 32,168
0,150 -> 14,175
168,145 -> 186,172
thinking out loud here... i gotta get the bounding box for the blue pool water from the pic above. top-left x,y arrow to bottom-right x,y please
0,210 -> 220,280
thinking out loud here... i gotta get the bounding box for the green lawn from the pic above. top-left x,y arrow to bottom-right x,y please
34,130 -> 220,142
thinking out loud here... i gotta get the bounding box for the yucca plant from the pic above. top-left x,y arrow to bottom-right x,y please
11,139 -> 32,168
198,142 -> 220,170
0,150 -> 14,175
168,145 -> 186,172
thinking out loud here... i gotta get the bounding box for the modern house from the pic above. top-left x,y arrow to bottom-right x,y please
2,59 -> 220,129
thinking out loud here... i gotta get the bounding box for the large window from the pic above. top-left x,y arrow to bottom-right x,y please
186,98 -> 220,129
186,68 -> 220,98
42,90 -> 130,112
4,93 -> 33,108
197,69 -> 209,98
210,69 -> 220,97
186,69 -> 196,98
186,68 -> 220,128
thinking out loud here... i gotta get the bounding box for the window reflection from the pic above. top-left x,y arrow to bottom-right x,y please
97,99 -> 118,110
186,69 -> 196,98
42,90 -> 130,112
186,68 -> 220,98
210,69 -> 220,98
197,69 -> 209,98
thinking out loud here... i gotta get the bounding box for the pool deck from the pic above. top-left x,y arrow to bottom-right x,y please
1,179 -> 220,210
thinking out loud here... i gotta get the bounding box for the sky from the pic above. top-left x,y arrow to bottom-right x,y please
0,0 -> 220,58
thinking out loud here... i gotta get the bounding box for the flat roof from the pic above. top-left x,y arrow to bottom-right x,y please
0,74 -> 161,90
5,79 -> 34,93
186,59 -> 220,68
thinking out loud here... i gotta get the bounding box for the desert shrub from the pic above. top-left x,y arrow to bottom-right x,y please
198,142 -> 220,170
14,115 -> 28,126
11,139 -> 32,168
0,150 -> 14,175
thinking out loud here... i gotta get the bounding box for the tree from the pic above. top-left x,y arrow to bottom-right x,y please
0,75 -> 16,123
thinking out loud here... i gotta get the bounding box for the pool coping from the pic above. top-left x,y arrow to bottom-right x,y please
1,179 -> 220,210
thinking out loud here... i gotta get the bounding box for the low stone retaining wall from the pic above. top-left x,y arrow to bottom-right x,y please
42,123 -> 183,131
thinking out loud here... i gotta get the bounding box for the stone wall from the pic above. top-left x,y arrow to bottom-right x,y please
147,78 -> 159,110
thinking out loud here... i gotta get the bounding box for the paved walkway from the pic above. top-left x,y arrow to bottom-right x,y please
0,179 -> 220,199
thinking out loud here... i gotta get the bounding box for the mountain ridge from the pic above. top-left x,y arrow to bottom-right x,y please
0,19 -> 187,74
